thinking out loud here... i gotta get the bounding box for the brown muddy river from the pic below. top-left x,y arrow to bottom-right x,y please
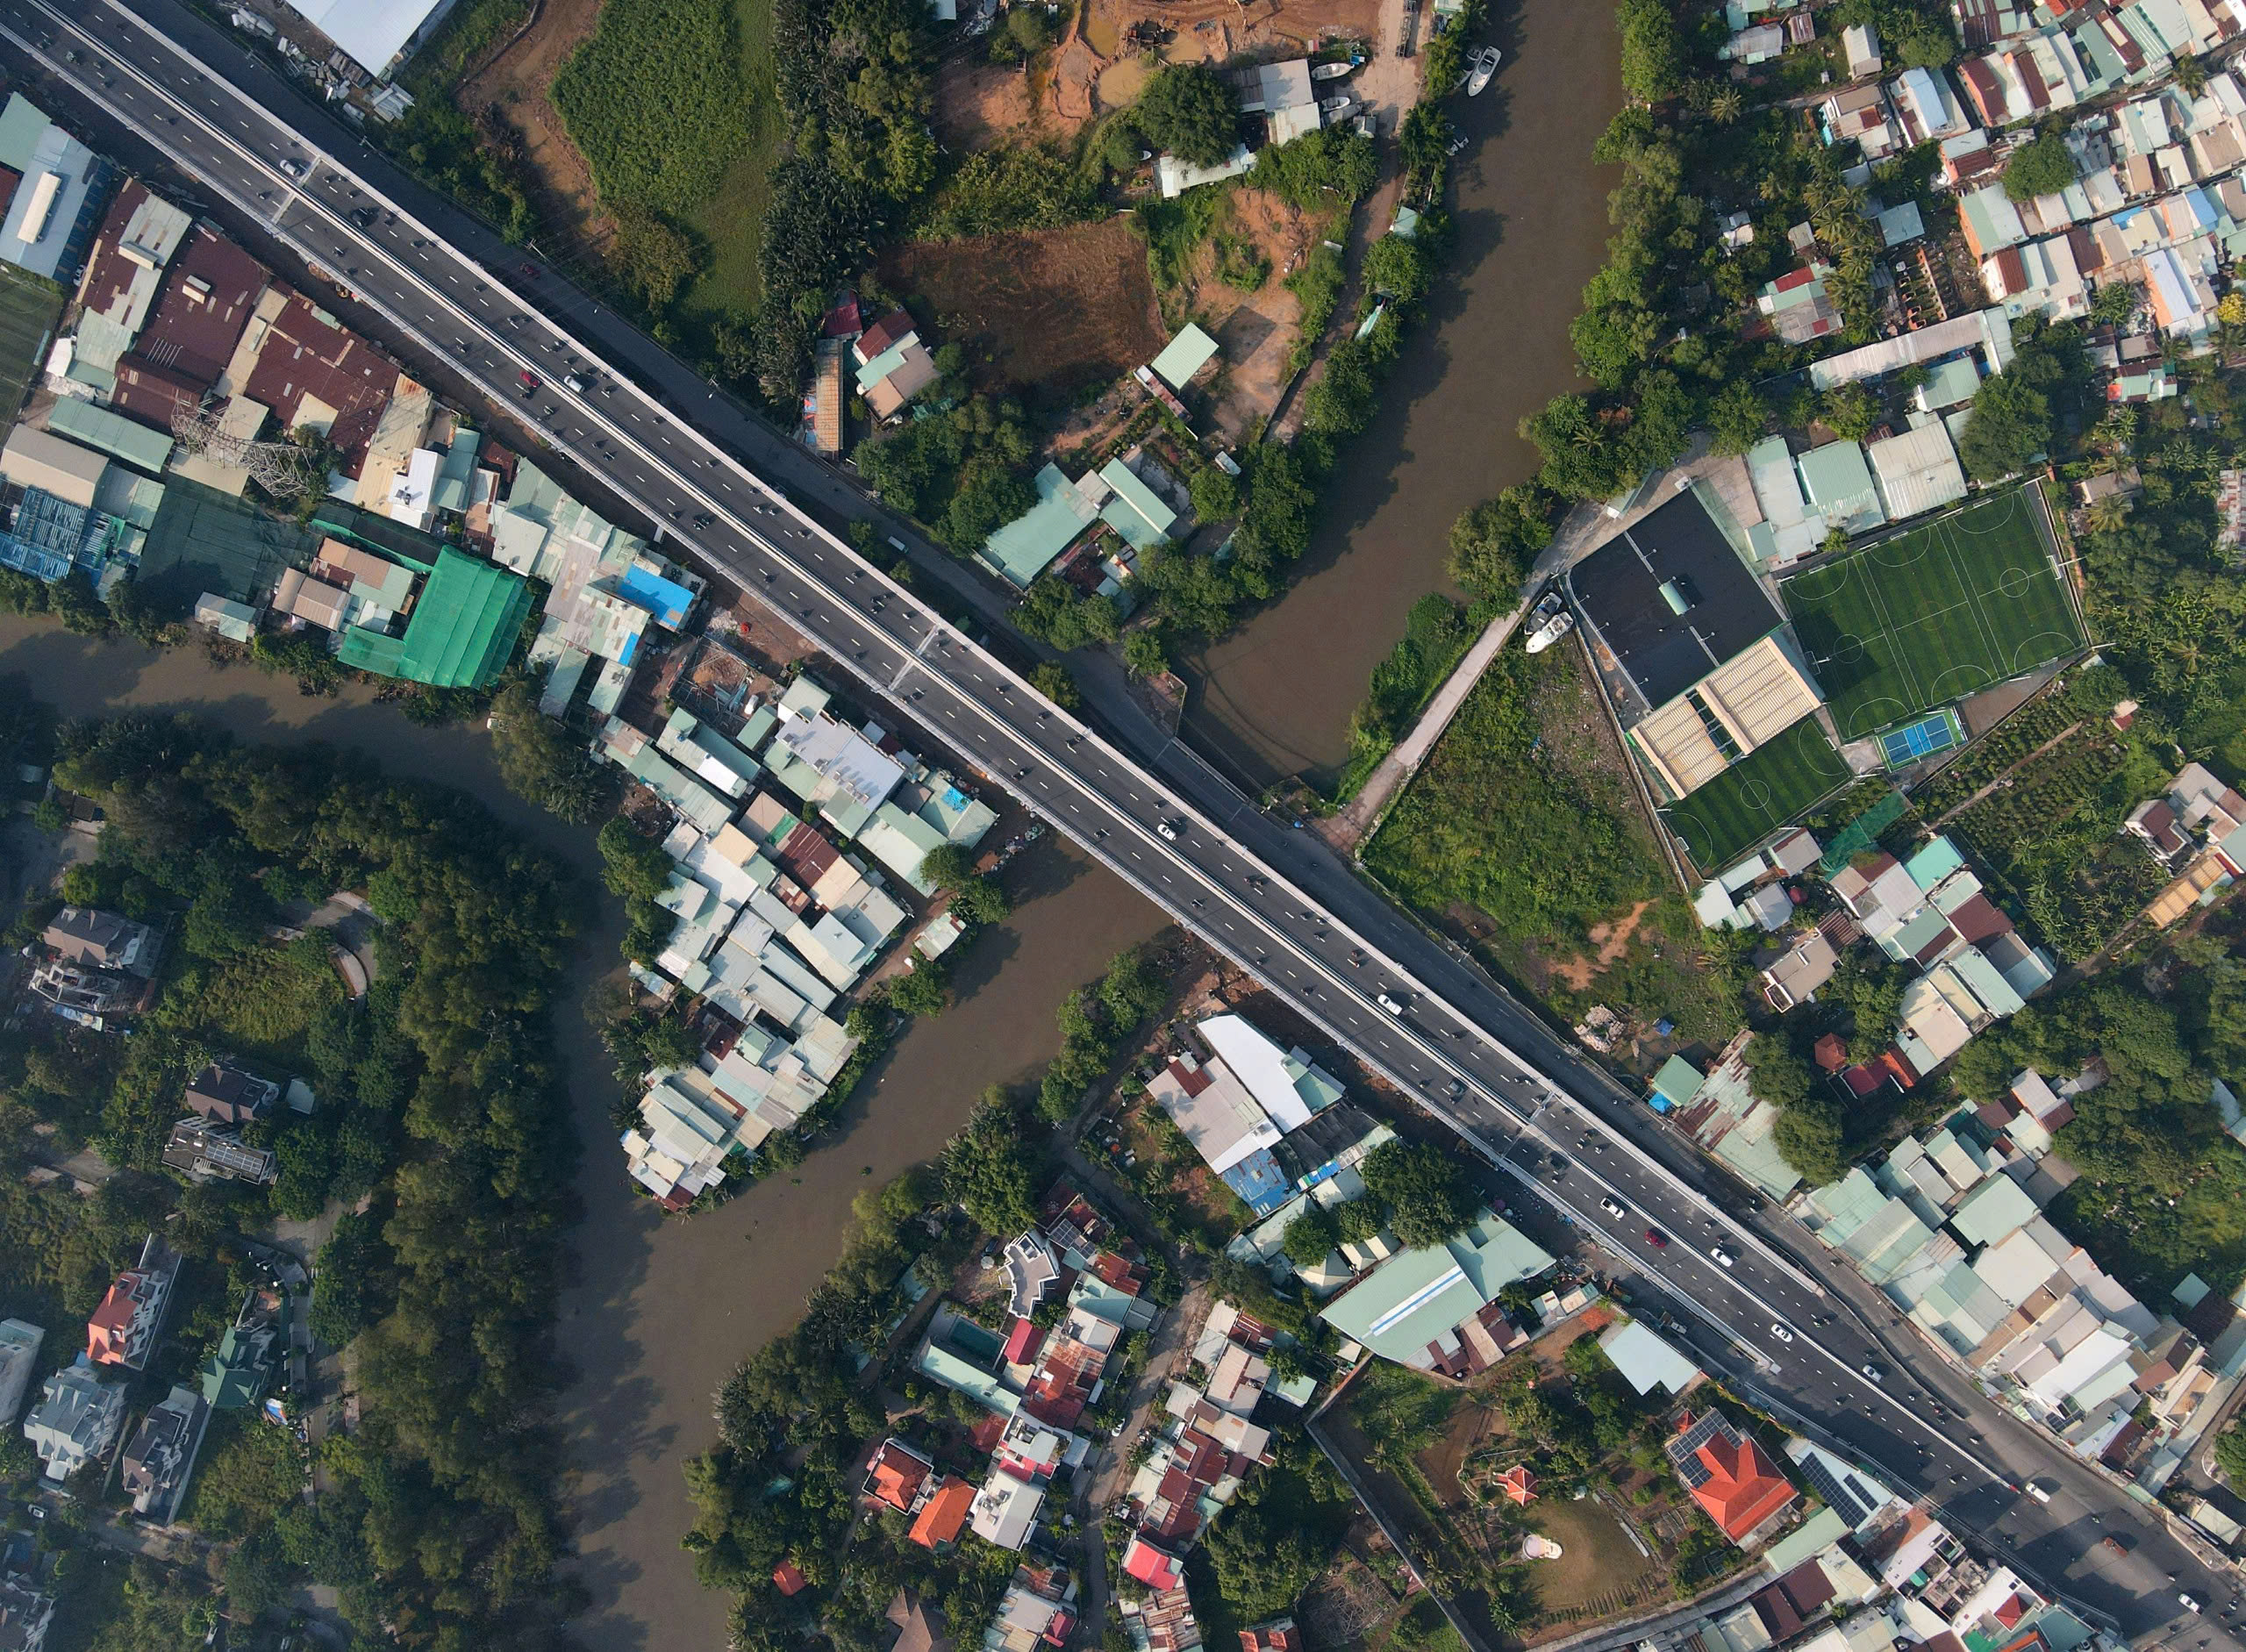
1179,0 -> 1621,790
0,619 -> 1162,1650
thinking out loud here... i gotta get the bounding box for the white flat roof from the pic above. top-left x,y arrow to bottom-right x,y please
283,0 -> 446,73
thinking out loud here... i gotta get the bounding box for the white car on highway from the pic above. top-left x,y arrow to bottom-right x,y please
1599,1197 -> 1627,1219
1769,1322 -> 1793,1343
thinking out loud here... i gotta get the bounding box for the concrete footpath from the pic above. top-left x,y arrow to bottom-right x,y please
1320,594 -> 1530,851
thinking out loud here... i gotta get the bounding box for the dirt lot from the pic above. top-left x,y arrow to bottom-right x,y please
933,59 -> 1039,150
881,216 -> 1166,406
937,0 -> 1382,148
1190,188 -> 1318,441
457,0 -> 614,254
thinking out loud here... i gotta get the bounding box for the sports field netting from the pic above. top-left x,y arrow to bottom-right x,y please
1663,716 -> 1852,869
1781,490 -> 2081,740
1877,708 -> 1964,768
0,262 -> 64,425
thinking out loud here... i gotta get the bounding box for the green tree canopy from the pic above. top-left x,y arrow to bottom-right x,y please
1706,380 -> 1769,458
1132,64 -> 1242,167
1360,1140 -> 1476,1249
1281,1204 -> 1340,1268
919,842 -> 979,890
2003,132 -> 2078,203
942,1091 -> 1041,1234
1447,486 -> 1556,598
891,958 -> 952,1017
1957,370 -> 2051,482
492,678 -> 611,822
1123,628 -> 1171,678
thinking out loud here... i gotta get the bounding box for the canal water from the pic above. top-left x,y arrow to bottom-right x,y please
1178,0 -> 1622,791
0,619 -> 1164,1651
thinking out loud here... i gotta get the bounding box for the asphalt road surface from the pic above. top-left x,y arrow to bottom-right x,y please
6,5 -> 2239,1642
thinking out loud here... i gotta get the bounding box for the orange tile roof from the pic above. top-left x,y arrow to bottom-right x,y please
867,1441 -> 932,1513
1688,1428 -> 1799,1541
910,1477 -> 975,1549
86,1280 -> 142,1364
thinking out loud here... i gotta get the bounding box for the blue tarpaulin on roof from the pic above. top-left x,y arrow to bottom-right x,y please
617,563 -> 695,628
1220,1148 -> 1293,1215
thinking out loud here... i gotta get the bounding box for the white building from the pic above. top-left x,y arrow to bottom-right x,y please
23,1354 -> 125,1482
968,1469 -> 1044,1548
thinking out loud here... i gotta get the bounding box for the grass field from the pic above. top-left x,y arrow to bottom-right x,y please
679,0 -> 782,318
553,0 -> 781,316
1782,490 -> 2081,740
1663,715 -> 1852,869
0,263 -> 65,422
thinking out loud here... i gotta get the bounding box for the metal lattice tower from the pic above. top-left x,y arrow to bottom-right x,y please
168,403 -> 327,498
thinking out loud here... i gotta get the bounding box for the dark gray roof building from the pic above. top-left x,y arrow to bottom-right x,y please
1567,491 -> 1786,713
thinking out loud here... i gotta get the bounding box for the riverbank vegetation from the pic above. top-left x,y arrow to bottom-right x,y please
681,943 -> 1180,1642
0,697 -> 588,1648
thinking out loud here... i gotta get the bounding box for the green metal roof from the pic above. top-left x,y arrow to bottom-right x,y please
1148,324 -> 1220,391
432,426 -> 480,515
981,463 -> 1093,588
1651,1055 -> 1705,1109
199,1325 -> 272,1410
1098,458 -> 1177,549
1318,1213 -> 1555,1365
335,545 -> 530,689
46,399 -> 173,476
0,95 -> 51,174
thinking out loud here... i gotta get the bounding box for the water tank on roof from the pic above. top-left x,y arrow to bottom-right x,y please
1658,577 -> 1695,615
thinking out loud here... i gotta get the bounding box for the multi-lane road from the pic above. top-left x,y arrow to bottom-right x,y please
2,3 -> 2237,1641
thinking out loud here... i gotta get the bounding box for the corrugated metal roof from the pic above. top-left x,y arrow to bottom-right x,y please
45,399 -> 171,476
1866,424 -> 1968,521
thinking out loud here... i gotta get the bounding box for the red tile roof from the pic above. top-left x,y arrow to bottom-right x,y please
910,1477 -> 975,1549
1944,894 -> 2013,946
1124,1535 -> 1184,1591
110,356 -> 210,428
858,310 -> 916,361
1003,1319 -> 1045,1366
774,1561 -> 808,1596
866,1440 -> 932,1513
1239,1624 -> 1300,1652
1681,1420 -> 1799,1541
75,182 -> 156,324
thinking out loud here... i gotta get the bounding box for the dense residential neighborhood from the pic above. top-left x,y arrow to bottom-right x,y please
7,0 -> 2246,1650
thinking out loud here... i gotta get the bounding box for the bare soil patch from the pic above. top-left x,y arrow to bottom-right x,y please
1549,899 -> 1654,991
1164,188 -> 1313,441
881,217 -> 1165,406
459,0 -> 616,252
933,59 -> 1037,151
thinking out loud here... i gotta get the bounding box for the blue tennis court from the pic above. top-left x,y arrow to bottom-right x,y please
1877,709 -> 1964,768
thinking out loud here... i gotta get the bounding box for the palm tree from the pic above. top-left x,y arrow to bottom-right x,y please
2087,493 -> 2133,533
1709,87 -> 1744,125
